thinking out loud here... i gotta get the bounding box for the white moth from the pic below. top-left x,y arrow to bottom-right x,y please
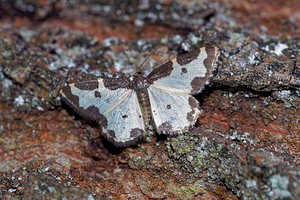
60,47 -> 220,147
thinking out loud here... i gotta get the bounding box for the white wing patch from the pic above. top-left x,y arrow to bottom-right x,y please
63,79 -> 145,146
150,49 -> 208,94
100,89 -> 144,143
148,85 -> 200,134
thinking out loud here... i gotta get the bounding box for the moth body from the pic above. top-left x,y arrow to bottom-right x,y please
133,74 -> 154,133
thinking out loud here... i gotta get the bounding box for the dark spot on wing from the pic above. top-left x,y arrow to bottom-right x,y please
204,47 -> 218,70
187,97 -> 198,123
146,61 -> 173,83
103,130 -> 117,144
84,105 -> 107,127
61,85 -> 79,107
103,77 -> 130,90
158,121 -> 172,132
181,67 -> 187,74
108,130 -> 116,138
191,77 -> 204,94
166,104 -> 171,109
60,85 -> 107,126
190,47 -> 219,94
130,128 -> 143,138
97,112 -> 108,128
94,90 -> 101,98
101,128 -> 143,148
122,114 -> 128,118
75,80 -> 98,90
177,48 -> 200,66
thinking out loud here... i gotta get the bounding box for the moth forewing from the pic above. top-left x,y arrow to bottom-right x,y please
60,78 -> 145,147
146,47 -> 219,134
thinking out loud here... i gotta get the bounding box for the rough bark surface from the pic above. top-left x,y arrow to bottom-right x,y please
0,0 -> 299,199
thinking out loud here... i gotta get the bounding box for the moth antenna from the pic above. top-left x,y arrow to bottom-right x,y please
136,52 -> 153,72
53,72 -> 70,98
136,47 -> 158,72
148,55 -> 172,71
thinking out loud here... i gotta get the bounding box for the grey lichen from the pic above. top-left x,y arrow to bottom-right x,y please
165,132 -> 300,199
268,175 -> 292,199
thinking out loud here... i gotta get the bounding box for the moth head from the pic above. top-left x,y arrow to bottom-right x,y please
132,74 -> 149,90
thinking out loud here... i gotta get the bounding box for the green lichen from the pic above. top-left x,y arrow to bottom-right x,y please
167,181 -> 207,200
0,137 -> 5,143
128,154 -> 147,169
166,136 -> 195,159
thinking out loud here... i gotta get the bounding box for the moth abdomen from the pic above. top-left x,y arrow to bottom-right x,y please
136,90 -> 153,129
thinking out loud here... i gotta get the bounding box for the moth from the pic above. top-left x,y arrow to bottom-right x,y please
60,47 -> 220,147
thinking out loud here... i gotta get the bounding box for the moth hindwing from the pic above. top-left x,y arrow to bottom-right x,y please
60,47 -> 220,147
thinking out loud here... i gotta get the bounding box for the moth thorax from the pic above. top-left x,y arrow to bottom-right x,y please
134,76 -> 149,92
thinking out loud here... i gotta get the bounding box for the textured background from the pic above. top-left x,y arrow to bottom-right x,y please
0,0 -> 299,199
